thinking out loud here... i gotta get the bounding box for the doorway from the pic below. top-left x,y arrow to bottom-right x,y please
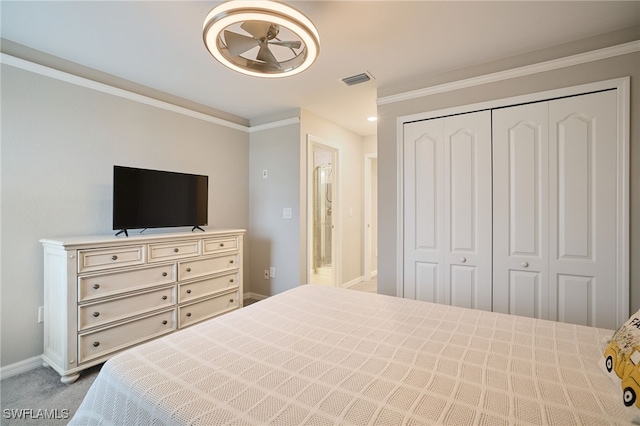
307,135 -> 341,286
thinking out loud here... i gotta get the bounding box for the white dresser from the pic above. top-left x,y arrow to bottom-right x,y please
41,228 -> 244,384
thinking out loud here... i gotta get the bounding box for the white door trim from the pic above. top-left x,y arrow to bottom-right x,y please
363,153 -> 377,281
396,76 -> 630,325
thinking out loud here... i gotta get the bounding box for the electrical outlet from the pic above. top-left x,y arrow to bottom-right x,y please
38,306 -> 44,323
264,269 -> 269,280
270,267 -> 276,278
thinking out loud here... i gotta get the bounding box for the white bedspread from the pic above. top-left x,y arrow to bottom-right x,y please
70,285 -> 630,425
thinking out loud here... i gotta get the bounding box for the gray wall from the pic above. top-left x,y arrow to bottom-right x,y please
376,38 -> 640,315
1,63 -> 249,367
248,121 -> 302,296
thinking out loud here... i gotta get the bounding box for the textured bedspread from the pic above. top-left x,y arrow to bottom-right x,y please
70,285 -> 630,425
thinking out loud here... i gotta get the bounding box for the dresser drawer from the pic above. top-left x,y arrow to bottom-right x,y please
78,309 -> 176,363
179,272 -> 239,303
179,254 -> 238,280
148,240 -> 201,263
203,236 -> 238,255
78,285 -> 176,331
78,264 -> 176,302
179,291 -> 239,327
78,245 -> 145,273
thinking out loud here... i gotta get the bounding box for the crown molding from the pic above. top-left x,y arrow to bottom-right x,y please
378,40 -> 640,106
1,53 -> 250,133
249,117 -> 301,133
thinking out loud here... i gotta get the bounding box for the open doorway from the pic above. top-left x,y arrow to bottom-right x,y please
307,135 -> 341,286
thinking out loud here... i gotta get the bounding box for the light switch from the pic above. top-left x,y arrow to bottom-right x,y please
283,208 -> 292,219
262,169 -> 268,179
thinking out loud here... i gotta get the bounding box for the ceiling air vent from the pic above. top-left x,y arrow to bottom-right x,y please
341,71 -> 374,86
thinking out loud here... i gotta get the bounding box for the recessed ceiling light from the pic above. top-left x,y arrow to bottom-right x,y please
203,0 -> 320,78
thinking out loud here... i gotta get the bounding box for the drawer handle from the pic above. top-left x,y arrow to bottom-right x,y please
230,279 -> 234,283
229,260 -> 234,264
460,257 -> 467,263
219,243 -> 224,247
522,261 -> 529,268
186,268 -> 192,272
93,312 -> 100,317
162,272 -> 168,277
186,313 -> 191,317
162,320 -> 168,325
174,248 -> 179,253
93,342 -> 100,347
186,290 -> 192,294
162,296 -> 168,300
111,255 -> 118,261
230,299 -> 234,303
93,284 -> 100,290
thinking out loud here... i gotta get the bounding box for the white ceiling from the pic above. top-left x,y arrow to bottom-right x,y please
2,1 -> 639,136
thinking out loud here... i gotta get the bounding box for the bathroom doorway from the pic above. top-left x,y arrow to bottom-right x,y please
307,135 -> 341,286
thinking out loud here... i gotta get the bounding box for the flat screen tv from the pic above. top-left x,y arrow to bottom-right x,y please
113,166 -> 208,236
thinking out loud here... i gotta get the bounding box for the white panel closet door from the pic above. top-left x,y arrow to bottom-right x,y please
492,103 -> 549,319
548,90 -> 618,329
403,119 -> 445,302
403,111 -> 492,310
443,112 -> 492,310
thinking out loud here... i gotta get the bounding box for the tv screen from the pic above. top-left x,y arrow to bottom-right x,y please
113,166 -> 208,233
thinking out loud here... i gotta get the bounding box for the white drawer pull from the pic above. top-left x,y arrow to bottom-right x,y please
460,257 -> 466,263
522,261 -> 529,268
93,312 -> 100,317
93,284 -> 100,290
111,255 -> 118,261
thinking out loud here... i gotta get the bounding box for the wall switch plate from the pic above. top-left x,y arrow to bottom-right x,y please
270,267 -> 276,278
264,270 -> 269,280
283,208 -> 292,219
262,169 -> 268,179
38,306 -> 44,323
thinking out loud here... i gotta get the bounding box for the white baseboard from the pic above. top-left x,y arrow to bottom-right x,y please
342,277 -> 364,289
0,355 -> 43,380
243,292 -> 268,302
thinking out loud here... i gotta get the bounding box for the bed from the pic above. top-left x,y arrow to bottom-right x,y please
70,285 -> 631,425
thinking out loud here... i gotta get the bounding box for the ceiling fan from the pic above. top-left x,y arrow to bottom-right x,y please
203,1 -> 320,78
223,21 -> 302,72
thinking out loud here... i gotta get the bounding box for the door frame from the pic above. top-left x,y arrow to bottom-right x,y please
363,153 -> 377,281
396,77 -> 629,324
306,134 -> 342,286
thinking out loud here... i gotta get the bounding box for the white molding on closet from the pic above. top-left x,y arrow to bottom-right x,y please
396,77 -> 630,318
0,53 -> 251,133
379,40 -> 640,106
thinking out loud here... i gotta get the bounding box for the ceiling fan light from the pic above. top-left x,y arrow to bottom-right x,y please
203,1 -> 320,78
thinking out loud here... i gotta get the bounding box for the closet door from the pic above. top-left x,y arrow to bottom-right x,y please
403,111 -> 492,310
443,112 -> 492,310
548,90 -> 618,329
492,103 -> 549,319
403,119 -> 445,303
